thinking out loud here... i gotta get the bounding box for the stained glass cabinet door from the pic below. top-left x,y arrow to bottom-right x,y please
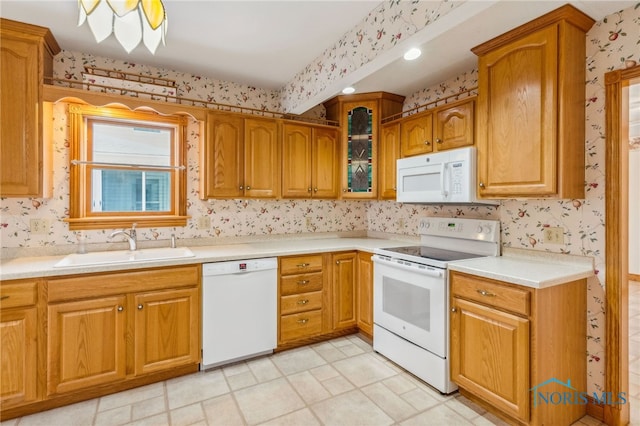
341,100 -> 378,199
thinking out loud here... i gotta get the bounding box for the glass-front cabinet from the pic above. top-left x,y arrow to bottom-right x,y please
324,92 -> 404,200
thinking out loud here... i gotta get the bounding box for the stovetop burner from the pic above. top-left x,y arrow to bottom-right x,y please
378,246 -> 485,263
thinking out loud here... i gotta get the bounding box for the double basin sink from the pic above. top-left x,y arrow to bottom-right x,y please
54,246 -> 195,268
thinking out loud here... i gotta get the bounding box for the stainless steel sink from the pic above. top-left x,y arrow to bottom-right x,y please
54,247 -> 195,268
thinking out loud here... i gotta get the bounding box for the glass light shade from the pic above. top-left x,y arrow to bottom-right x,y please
403,48 -> 422,61
78,0 -> 167,54
342,87 -> 356,94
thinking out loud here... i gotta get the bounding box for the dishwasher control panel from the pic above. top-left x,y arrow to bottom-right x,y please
202,257 -> 278,275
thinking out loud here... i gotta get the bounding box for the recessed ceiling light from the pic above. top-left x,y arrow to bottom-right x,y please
342,87 -> 356,94
404,48 -> 422,61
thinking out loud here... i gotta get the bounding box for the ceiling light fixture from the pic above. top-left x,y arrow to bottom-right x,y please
78,0 -> 168,54
403,47 -> 422,61
342,87 -> 356,94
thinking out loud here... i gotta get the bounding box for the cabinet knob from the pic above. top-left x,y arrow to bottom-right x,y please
308,187 -> 312,192
436,138 -> 443,144
393,187 -> 397,191
451,307 -> 457,313
117,305 -> 124,312
477,289 -> 496,297
246,185 -> 251,190
296,263 -> 310,268
138,304 -> 144,310
297,279 -> 310,285
425,140 -> 431,145
297,318 -> 309,324
479,182 -> 485,189
297,299 -> 309,305
239,185 -> 244,190
314,188 -> 318,192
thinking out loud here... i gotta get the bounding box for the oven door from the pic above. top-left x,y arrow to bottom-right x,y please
373,254 -> 447,358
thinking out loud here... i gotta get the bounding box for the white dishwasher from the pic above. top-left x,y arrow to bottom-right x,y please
201,257 -> 277,370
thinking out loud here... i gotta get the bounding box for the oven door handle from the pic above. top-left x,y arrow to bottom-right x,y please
372,255 -> 444,278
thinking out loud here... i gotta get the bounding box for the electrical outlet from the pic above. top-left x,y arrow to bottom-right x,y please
30,218 -> 50,235
543,227 -> 564,244
197,216 -> 211,230
305,216 -> 312,227
398,218 -> 405,228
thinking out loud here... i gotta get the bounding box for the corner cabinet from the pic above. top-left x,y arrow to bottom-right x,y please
324,92 -> 405,199
450,271 -> 587,425
0,19 -> 60,197
202,111 -> 280,199
472,5 -> 594,199
281,122 -> 339,198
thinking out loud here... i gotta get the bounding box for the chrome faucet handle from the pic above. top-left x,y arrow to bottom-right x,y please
130,223 -> 137,239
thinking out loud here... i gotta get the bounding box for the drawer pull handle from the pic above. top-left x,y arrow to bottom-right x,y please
297,280 -> 310,285
477,289 -> 496,297
297,299 -> 309,305
0,295 -> 9,301
297,318 -> 309,324
296,263 -> 310,268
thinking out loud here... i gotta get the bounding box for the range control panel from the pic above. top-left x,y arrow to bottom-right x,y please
419,217 -> 500,243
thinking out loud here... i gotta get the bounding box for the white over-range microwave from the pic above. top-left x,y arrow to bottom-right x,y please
396,146 -> 496,204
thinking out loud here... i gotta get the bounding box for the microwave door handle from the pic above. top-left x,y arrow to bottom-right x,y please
440,163 -> 448,197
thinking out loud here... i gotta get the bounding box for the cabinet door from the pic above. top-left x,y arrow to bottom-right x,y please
312,127 -> 339,198
0,35 -> 41,197
379,122 -> 400,199
244,118 -> 280,198
282,123 -> 312,198
434,99 -> 474,151
476,25 -> 557,197
0,308 -> 37,408
203,112 -> 244,198
134,287 -> 199,375
400,111 -> 433,157
332,252 -> 357,330
47,296 -> 127,395
341,100 -> 378,199
450,297 -> 530,422
356,251 -> 374,337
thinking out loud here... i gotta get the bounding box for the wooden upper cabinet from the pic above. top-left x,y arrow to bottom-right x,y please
379,122 -> 401,199
324,92 -> 405,199
0,19 -> 60,197
434,98 -> 475,151
400,111 -> 433,157
281,123 -> 338,198
472,5 -> 594,199
312,126 -> 339,198
203,112 -> 244,198
244,118 -> 280,198
202,112 -> 280,199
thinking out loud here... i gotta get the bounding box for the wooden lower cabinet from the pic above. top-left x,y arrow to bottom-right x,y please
0,265 -> 200,421
356,251 -> 374,338
133,287 -> 200,375
0,280 -> 39,411
332,252 -> 357,330
450,271 -> 586,426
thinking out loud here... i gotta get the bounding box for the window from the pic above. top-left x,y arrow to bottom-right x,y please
67,104 -> 188,230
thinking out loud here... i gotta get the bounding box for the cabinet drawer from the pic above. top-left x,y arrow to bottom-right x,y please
0,280 -> 37,309
451,273 -> 530,316
280,291 -> 323,315
280,272 -> 323,295
280,310 -> 322,342
280,255 -> 323,275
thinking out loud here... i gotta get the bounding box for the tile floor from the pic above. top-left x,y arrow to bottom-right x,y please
1,334 -> 611,426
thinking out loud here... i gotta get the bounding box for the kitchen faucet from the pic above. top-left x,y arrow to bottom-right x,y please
109,224 -> 137,251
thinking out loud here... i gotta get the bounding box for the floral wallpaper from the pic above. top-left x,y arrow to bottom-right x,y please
1,0 -> 639,398
280,0 -> 462,112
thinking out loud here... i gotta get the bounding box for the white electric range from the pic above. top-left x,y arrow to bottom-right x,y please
372,217 -> 500,394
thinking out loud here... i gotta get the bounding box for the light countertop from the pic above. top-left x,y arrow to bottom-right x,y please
0,237 -> 412,281
448,247 -> 595,289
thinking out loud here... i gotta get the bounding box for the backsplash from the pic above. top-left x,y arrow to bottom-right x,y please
1,2 -> 638,397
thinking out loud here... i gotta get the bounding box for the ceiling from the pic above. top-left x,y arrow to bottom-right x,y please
0,0 -> 636,114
